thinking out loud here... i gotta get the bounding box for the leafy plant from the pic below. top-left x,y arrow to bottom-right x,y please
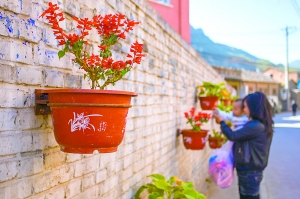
197,82 -> 227,98
209,130 -> 227,148
230,95 -> 239,101
184,107 -> 211,132
219,88 -> 231,100
217,101 -> 232,113
134,174 -> 206,199
40,2 -> 145,89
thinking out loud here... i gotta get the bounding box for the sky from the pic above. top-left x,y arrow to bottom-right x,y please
189,0 -> 300,65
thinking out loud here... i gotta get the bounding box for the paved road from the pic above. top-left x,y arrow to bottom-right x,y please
207,112 -> 300,199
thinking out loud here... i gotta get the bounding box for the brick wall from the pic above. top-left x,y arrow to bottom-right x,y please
0,0 -> 223,198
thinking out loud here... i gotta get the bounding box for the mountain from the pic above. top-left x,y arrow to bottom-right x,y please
191,26 -> 286,71
290,60 -> 300,70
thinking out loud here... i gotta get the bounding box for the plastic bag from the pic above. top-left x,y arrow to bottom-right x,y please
208,141 -> 234,188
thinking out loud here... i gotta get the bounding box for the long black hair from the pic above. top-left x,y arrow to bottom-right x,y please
243,92 -> 274,135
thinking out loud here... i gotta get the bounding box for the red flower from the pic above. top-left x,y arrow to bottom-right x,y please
184,108 -> 211,132
184,112 -> 189,119
40,3 -> 146,89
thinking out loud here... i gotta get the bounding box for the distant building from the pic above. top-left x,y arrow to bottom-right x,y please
263,67 -> 299,86
147,0 -> 190,43
213,66 -> 281,109
263,68 -> 300,110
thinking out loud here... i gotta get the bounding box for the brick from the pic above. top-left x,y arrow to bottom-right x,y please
74,161 -> 83,177
0,160 -> 18,182
106,161 -> 116,177
66,153 -> 82,163
43,150 -> 65,170
3,0 -> 22,13
18,18 -> 42,43
0,12 -> 19,38
16,109 -> 44,130
122,167 -> 133,182
0,39 -> 33,64
96,169 -> 107,184
123,154 -> 133,169
102,175 -> 118,194
43,69 -> 64,87
59,165 -> 75,183
16,66 -> 42,85
18,157 -> 43,178
64,74 -> 82,88
45,186 -> 66,199
64,0 -> 81,17
0,64 -> 15,83
71,186 -> 99,199
82,173 -> 95,191
33,45 -> 60,67
99,153 -> 117,169
20,130 -> 48,152
66,179 -> 81,198
0,132 -> 21,155
83,156 -> 99,174
0,109 -> 18,131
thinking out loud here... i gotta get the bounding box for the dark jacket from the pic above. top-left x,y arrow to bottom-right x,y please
220,120 -> 273,171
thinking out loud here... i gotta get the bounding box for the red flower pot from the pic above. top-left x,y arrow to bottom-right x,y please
181,129 -> 209,150
199,96 -> 219,110
221,99 -> 232,106
208,136 -> 224,149
44,89 -> 137,154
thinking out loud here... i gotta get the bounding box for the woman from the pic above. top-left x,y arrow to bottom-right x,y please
214,92 -> 273,199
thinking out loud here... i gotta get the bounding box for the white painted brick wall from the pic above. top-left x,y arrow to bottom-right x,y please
0,0 -> 223,198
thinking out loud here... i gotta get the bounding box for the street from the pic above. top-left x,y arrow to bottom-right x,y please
207,112 -> 300,199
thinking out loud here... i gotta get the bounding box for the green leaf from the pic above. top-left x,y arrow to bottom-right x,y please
63,44 -> 69,52
77,40 -> 84,47
167,176 -> 176,185
83,74 -> 87,79
182,182 -> 194,190
182,190 -> 198,199
134,185 -> 149,199
149,174 -> 166,181
105,69 -> 114,76
58,50 -> 65,59
121,69 -> 128,76
148,192 -> 161,199
154,180 -> 171,191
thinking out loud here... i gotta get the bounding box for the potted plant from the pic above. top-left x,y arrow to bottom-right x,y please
197,82 -> 226,110
208,130 -> 227,149
219,88 -> 232,106
39,3 -> 145,154
134,174 -> 206,199
217,101 -> 232,113
181,107 -> 211,150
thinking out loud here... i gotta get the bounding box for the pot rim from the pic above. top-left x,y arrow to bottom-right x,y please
41,89 -> 138,97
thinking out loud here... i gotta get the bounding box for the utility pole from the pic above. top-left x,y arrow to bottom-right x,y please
283,26 -> 296,111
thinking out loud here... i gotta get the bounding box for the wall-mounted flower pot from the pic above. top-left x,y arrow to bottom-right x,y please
199,96 -> 219,110
220,99 -> 232,106
181,129 -> 208,150
208,136 -> 225,149
42,89 -> 137,154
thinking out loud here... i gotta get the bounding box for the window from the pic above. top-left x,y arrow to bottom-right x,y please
159,0 -> 170,3
151,0 -> 171,4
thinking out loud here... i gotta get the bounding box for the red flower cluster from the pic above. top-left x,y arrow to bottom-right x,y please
184,107 -> 211,131
40,2 -> 146,89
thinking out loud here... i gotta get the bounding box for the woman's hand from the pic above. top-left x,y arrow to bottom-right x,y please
213,109 -> 224,124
